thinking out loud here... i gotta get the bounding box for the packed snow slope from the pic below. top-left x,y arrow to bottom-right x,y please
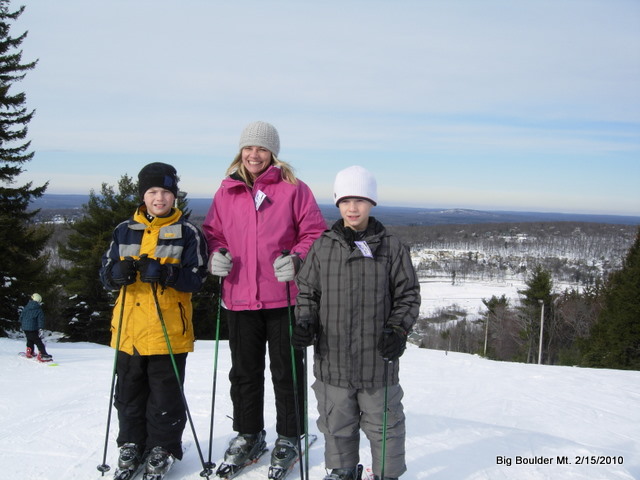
1,337 -> 638,480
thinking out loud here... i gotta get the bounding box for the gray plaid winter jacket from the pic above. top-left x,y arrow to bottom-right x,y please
295,218 -> 421,389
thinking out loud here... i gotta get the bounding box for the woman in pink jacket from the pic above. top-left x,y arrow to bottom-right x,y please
202,121 -> 326,476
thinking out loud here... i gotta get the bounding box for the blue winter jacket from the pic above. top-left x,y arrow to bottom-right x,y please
20,300 -> 45,331
99,206 -> 209,355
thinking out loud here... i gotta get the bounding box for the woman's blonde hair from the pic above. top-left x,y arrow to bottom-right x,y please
226,152 -> 298,186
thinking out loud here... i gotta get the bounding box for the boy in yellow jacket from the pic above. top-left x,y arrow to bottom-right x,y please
100,162 -> 208,479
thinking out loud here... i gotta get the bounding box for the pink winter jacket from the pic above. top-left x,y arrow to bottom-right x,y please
203,166 -> 327,311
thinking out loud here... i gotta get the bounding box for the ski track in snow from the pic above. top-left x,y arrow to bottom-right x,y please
1,330 -> 639,479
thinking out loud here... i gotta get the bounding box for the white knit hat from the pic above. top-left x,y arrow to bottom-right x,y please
31,293 -> 42,303
333,165 -> 378,206
238,121 -> 280,157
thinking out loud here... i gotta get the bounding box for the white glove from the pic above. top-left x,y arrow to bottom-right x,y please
208,250 -> 233,277
39,329 -> 44,337
273,254 -> 301,282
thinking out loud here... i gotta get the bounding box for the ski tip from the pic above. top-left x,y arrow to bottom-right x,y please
361,465 -> 376,480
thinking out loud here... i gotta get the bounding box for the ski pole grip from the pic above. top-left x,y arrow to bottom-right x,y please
136,253 -> 148,270
216,248 -> 229,285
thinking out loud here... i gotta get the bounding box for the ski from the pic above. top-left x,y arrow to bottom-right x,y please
142,473 -> 171,480
267,434 -> 318,480
18,352 -> 58,366
323,465 -> 365,480
361,465 -> 375,480
112,464 -> 144,480
215,446 -> 269,479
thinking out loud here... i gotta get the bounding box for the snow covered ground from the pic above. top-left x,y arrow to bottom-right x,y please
419,279 -> 525,320
1,336 -> 638,480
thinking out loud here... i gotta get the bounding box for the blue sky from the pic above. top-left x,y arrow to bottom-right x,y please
13,0 -> 640,215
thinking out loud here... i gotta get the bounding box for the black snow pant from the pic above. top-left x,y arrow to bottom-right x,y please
114,351 -> 188,460
227,307 -> 305,438
24,330 -> 48,355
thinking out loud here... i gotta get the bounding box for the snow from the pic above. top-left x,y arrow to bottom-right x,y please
1,336 -> 639,479
419,279 -> 525,320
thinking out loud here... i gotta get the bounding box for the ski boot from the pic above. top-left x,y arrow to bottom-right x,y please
267,435 -> 299,479
216,430 -> 267,479
38,352 -> 53,362
323,466 -> 363,480
113,443 -> 144,480
143,446 -> 174,479
25,347 -> 35,358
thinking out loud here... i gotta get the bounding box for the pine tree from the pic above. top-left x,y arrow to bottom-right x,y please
0,2 -> 51,336
580,228 -> 640,370
517,265 -> 554,363
481,294 -> 521,361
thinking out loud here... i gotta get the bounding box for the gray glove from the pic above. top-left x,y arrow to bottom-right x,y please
208,250 -> 233,277
273,253 -> 301,282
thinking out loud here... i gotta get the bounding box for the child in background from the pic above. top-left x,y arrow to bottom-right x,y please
293,165 -> 421,480
19,293 -> 53,361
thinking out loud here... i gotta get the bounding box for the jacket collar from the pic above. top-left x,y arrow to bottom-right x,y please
225,165 -> 281,190
329,217 -> 385,251
133,206 -> 182,228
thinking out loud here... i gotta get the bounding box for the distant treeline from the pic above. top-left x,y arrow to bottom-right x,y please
30,194 -> 640,227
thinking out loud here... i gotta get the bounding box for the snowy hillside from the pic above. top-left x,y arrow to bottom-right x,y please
1,337 -> 638,480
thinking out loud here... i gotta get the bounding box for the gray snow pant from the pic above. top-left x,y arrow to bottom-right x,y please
312,379 -> 407,478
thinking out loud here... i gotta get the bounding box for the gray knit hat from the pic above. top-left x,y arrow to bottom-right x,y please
333,165 -> 378,206
238,121 -> 280,157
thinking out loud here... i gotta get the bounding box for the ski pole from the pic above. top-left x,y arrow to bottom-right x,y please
97,284 -> 127,475
150,282 -> 212,479
205,248 -> 227,471
380,359 -> 390,480
381,349 -> 391,480
302,344 -> 310,479
282,249 -> 305,480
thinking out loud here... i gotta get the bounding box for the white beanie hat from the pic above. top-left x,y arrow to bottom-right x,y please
333,165 -> 378,206
238,121 -> 280,157
31,293 -> 42,303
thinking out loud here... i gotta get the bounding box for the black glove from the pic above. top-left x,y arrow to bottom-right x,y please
377,326 -> 407,361
110,257 -> 137,286
138,255 -> 162,282
138,256 -> 175,286
291,323 -> 316,349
